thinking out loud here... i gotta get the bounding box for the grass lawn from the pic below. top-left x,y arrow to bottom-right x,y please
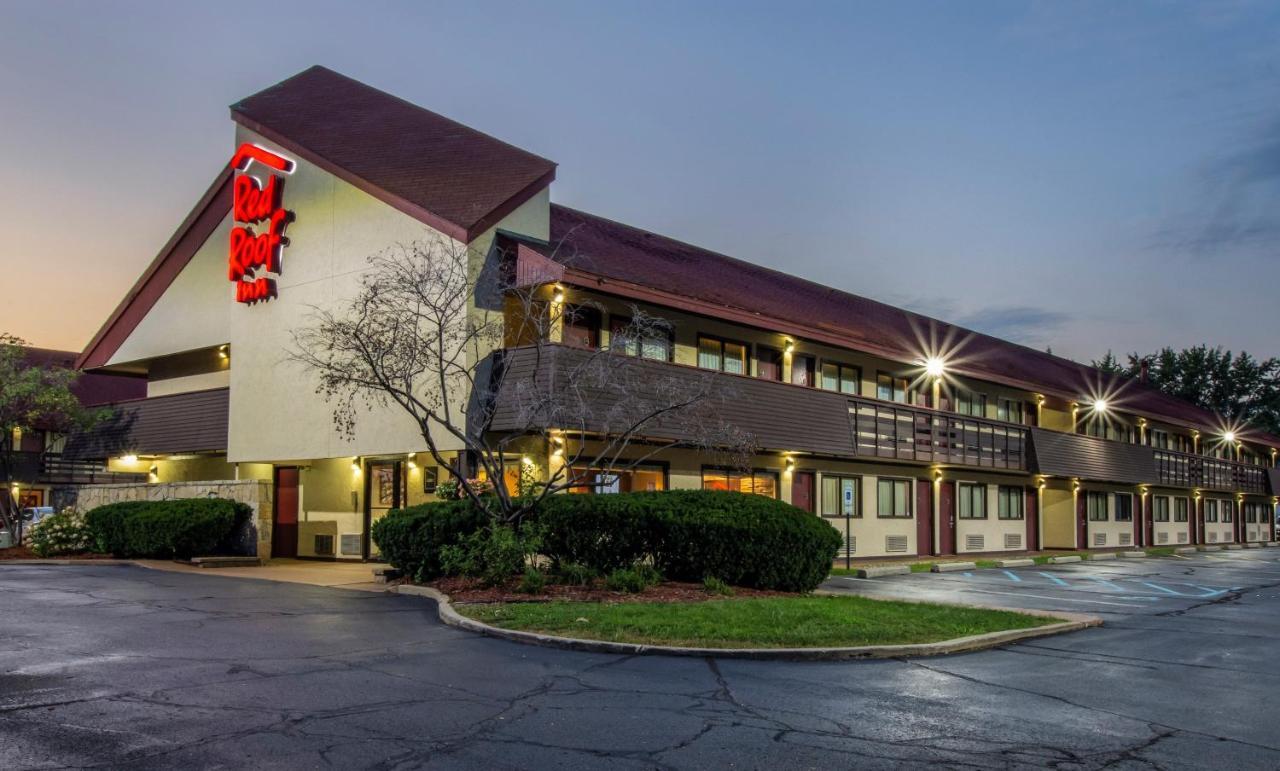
1143,546 -> 1178,557
459,596 -> 1056,649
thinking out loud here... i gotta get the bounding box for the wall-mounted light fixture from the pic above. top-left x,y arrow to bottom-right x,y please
923,356 -> 947,379
784,456 -> 796,472
148,465 -> 159,483
218,344 -> 229,360
407,453 -> 418,470
783,339 -> 795,354
551,284 -> 565,303
351,457 -> 362,474
119,454 -> 138,465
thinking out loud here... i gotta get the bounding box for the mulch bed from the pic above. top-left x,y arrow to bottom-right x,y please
429,575 -> 795,604
0,546 -> 115,561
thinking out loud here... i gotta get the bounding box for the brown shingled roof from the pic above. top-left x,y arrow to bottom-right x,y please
230,66 -> 556,243
533,204 -> 1280,449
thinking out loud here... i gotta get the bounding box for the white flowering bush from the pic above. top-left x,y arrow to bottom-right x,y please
28,509 -> 93,557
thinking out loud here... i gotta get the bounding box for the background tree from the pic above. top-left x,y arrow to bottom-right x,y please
0,334 -> 107,544
290,235 -> 755,527
1092,345 -> 1280,435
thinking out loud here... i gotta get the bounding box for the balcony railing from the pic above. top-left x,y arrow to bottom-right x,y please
848,398 -> 1029,471
8,452 -> 146,486
1153,449 -> 1269,494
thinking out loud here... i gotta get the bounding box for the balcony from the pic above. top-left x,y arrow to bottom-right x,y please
848,398 -> 1029,471
1153,448 -> 1269,494
9,451 -> 146,486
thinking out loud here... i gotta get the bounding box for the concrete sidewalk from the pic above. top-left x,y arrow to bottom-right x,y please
134,558 -> 385,591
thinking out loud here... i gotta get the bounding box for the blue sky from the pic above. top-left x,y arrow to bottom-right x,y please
1,1 -> 1277,362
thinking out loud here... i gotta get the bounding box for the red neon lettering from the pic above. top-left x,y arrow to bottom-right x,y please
230,143 -> 293,173
228,145 -> 294,304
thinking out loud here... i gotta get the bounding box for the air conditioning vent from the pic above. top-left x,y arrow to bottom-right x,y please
1004,533 -> 1022,550
885,535 -> 908,553
1119,533 -> 1132,546
1177,532 -> 1188,544
1093,533 -> 1106,547
966,534 -> 985,551
340,533 -> 362,556
1157,532 -> 1169,544
1208,532 -> 1217,543
313,534 -> 335,556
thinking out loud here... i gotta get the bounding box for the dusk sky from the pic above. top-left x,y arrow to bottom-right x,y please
2,1 -> 1276,363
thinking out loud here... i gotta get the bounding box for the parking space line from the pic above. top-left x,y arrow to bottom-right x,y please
1142,582 -> 1180,595
1002,570 -> 1022,582
1039,572 -> 1068,586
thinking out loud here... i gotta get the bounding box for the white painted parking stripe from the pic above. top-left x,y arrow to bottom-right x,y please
1002,570 -> 1022,582
835,576 -> 1156,607
1142,582 -> 1181,595
1039,572 -> 1068,586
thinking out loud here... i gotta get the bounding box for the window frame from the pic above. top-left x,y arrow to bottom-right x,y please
1086,491 -> 1109,521
1114,493 -> 1134,522
1173,497 -> 1189,523
957,482 -> 988,520
700,466 -> 781,499
609,315 -> 674,362
696,334 -> 750,375
876,477 -> 913,519
820,360 -> 861,395
819,474 -> 861,519
876,372 -> 911,404
790,354 -> 816,387
1153,496 -> 1170,522
756,346 -> 783,382
997,485 -> 1025,520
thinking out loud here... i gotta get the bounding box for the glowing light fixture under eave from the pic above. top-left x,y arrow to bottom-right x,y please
120,454 -> 138,465
923,356 -> 947,379
1223,431 -> 1237,444
1091,399 -> 1109,413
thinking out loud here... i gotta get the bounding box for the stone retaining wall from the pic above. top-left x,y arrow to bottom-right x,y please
53,480 -> 273,557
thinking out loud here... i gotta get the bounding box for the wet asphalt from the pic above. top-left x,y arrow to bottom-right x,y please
2,552 -> 1279,769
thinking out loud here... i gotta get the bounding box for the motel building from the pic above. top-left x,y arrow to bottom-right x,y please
71,65 -> 1280,562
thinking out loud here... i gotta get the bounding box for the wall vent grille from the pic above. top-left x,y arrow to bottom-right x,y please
313,534 -> 334,556
340,533 -> 362,556
1157,532 -> 1169,544
1004,533 -> 1021,550
1093,533 -> 1107,547
966,535 -> 985,551
1119,533 -> 1132,546
885,535 -> 908,553
1177,532 -> 1188,544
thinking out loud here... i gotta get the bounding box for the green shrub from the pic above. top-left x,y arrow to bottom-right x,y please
535,490 -> 839,592
28,510 -> 92,557
557,562 -> 598,586
604,565 -> 659,593
83,499 -> 248,559
437,524 -> 534,587
703,576 -> 734,596
371,500 -> 488,580
518,567 -> 547,594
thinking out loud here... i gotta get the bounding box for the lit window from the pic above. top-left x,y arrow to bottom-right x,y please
1153,496 -> 1170,522
1087,491 -> 1109,521
958,483 -> 987,519
821,363 -> 860,394
1173,497 -> 1189,522
998,486 -> 1024,520
701,467 -> 779,498
820,475 -> 860,518
876,478 -> 912,518
877,373 -> 910,404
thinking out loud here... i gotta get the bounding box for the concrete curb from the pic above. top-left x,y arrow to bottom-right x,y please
854,565 -> 911,578
996,558 -> 1035,568
1087,553 -> 1117,561
1244,543 -> 1262,549
1121,551 -> 1146,558
1175,547 -> 1198,554
1197,546 -> 1223,552
931,561 -> 976,573
392,585 -> 1101,661
1265,543 -> 1280,548
1048,556 -> 1082,564
1224,545 -> 1244,551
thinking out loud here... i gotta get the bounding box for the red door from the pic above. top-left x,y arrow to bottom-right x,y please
1134,494 -> 1143,547
938,481 -> 956,555
272,467 -> 299,559
791,472 -> 815,513
1077,493 -> 1088,550
1143,495 -> 1154,548
1025,486 -> 1039,552
916,479 -> 934,556
1191,497 -> 1201,545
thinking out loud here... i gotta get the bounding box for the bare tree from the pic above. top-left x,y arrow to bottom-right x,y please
290,234 -> 754,526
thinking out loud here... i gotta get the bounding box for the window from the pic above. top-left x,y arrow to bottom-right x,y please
701,467 -> 779,498
1087,491 -> 1109,521
1173,497 -> 1188,522
958,483 -> 987,519
1115,493 -> 1133,522
955,389 -> 987,418
610,316 -> 672,361
877,372 -> 910,404
757,347 -> 783,381
1153,496 -> 1170,522
998,486 -> 1024,520
1204,499 -> 1219,523
791,355 -> 815,387
561,305 -> 601,349
996,398 -> 1024,424
568,465 -> 666,494
821,362 -> 860,394
876,478 -> 912,518
1222,501 -> 1234,523
820,475 -> 860,518
696,336 -> 747,374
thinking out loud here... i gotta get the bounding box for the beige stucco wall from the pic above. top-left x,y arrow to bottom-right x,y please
147,370 -> 230,397
108,214 -> 233,367
1083,484 -> 1139,549
950,472 -> 1031,553
1149,491 -> 1191,547
224,127 -> 549,464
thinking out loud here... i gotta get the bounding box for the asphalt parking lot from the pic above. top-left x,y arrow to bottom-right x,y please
3,555 -> 1280,769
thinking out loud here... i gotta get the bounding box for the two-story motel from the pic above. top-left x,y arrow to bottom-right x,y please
74,66 -> 1280,561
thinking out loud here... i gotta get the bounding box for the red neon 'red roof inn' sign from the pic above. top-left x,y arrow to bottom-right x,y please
228,144 -> 295,304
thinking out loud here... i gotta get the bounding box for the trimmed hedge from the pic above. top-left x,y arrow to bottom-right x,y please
373,490 -> 841,592
84,499 -> 249,559
370,499 -> 489,580
537,490 -> 840,592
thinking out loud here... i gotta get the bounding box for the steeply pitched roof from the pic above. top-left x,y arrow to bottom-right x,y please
531,204 -> 1280,449
231,66 -> 556,243
20,347 -> 145,406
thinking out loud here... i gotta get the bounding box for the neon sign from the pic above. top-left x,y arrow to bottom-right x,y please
228,144 -> 295,304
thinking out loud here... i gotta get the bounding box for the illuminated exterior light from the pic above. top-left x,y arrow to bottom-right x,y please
785,456 -> 796,471
551,284 -> 565,303
1092,399 -> 1109,413
1223,431 -> 1237,444
352,458 -> 361,474
120,454 -> 138,465
924,356 -> 946,379
783,339 -> 795,354
406,453 -> 417,470
218,345 -> 229,359
521,455 -> 534,465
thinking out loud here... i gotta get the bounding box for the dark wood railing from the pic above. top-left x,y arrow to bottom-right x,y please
1153,449 -> 1269,494
6,452 -> 146,486
848,398 -> 1029,471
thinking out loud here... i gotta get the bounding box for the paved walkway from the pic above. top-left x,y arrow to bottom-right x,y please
135,558 -> 384,591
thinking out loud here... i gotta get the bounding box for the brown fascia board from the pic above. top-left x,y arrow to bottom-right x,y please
230,112 -> 555,245
557,266 -> 1280,449
77,167 -> 234,371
